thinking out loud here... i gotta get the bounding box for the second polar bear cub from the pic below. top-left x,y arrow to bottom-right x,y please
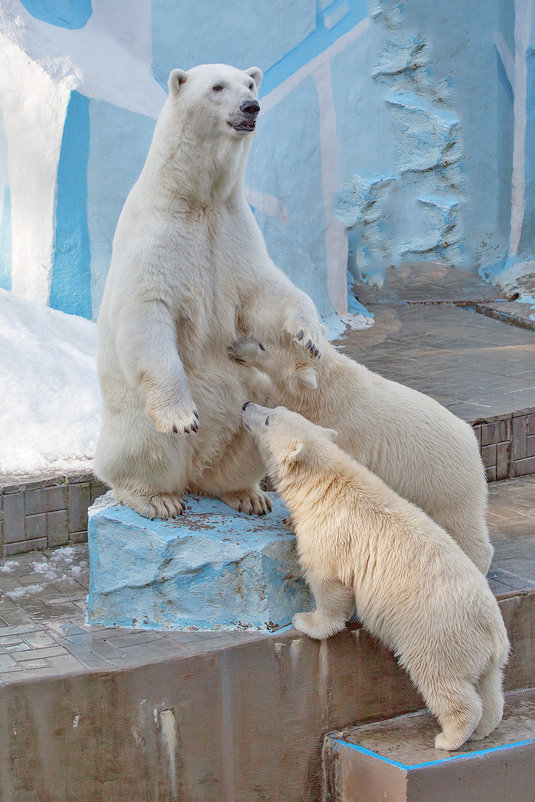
241,403 -> 509,751
230,337 -> 492,575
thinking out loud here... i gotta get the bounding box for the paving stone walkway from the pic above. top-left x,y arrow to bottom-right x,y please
339,303 -> 535,422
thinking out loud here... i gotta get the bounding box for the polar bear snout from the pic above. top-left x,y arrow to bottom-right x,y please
242,401 -> 271,433
240,100 -> 260,116
229,99 -> 260,132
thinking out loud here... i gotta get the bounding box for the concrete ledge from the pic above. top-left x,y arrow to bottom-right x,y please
323,687 -> 535,802
87,492 -> 313,631
1,592 -> 534,802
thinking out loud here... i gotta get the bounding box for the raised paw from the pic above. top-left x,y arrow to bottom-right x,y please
147,400 -> 199,435
286,320 -> 323,359
219,488 -> 272,516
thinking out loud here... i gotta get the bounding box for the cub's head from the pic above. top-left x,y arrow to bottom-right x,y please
166,63 -> 262,140
229,338 -> 319,392
241,403 -> 337,478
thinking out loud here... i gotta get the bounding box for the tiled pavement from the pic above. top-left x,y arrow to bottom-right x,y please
338,303 -> 535,422
0,474 -> 533,684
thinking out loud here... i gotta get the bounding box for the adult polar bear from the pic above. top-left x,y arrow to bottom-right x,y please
95,64 -> 322,520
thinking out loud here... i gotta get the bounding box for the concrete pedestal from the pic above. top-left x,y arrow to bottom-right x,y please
87,492 -> 312,631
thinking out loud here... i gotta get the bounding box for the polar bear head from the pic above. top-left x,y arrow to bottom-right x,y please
228,338 -> 319,393
165,63 -> 263,140
241,403 -> 337,475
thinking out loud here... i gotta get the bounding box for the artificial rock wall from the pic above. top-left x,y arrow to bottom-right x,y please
0,0 -> 533,330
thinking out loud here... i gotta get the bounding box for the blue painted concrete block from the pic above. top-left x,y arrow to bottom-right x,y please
87,493 -> 312,632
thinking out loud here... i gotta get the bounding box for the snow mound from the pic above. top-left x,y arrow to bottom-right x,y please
0,290 -> 100,477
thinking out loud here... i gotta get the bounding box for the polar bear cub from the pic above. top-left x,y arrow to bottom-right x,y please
230,337 -> 492,575
241,403 -> 509,751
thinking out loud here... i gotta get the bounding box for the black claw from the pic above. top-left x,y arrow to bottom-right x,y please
172,425 -> 178,433
191,421 -> 198,432
259,342 -> 266,351
184,427 -> 190,434
297,329 -> 304,340
193,409 -> 199,419
306,339 -> 312,350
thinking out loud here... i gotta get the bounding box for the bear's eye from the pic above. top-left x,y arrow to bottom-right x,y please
248,82 -> 254,91
265,416 -> 270,426
212,84 -> 224,92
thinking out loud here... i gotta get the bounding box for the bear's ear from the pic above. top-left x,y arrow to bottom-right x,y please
298,367 -> 318,390
246,66 -> 263,89
168,68 -> 189,95
324,428 -> 338,441
285,441 -> 305,464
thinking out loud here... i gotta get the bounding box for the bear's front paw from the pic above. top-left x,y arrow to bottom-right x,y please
285,319 -> 322,359
292,611 -> 344,640
292,612 -> 328,640
227,339 -> 267,366
147,400 -> 199,435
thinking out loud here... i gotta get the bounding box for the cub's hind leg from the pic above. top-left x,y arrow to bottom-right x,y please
469,661 -> 505,741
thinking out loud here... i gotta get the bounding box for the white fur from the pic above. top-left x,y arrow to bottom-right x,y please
242,403 -> 509,751
95,64 -> 322,519
230,337 -> 493,574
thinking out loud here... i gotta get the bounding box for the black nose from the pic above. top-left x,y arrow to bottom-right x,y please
242,402 -> 251,411
240,100 -> 260,116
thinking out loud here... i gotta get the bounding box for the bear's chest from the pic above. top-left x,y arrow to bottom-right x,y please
162,215 -> 257,359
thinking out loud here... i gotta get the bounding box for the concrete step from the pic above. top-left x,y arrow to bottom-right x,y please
323,687 -> 535,802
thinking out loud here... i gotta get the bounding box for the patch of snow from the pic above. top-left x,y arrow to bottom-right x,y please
0,560 -> 19,573
0,289 -> 100,476
50,546 -> 75,563
5,583 -> 45,599
30,562 -> 58,579
71,565 -> 82,578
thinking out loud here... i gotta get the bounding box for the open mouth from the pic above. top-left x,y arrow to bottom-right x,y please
228,118 -> 257,132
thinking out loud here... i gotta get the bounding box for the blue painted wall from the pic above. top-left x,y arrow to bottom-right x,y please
1,0 -> 534,323
87,100 -> 155,315
50,91 -> 92,319
18,0 -> 92,30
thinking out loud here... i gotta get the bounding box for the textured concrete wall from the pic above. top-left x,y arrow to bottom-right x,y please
0,0 -> 533,327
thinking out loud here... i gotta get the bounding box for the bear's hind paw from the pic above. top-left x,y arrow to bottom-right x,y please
116,488 -> 185,520
219,488 -> 272,516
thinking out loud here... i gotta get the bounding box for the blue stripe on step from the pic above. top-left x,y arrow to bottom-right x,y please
330,735 -> 535,771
